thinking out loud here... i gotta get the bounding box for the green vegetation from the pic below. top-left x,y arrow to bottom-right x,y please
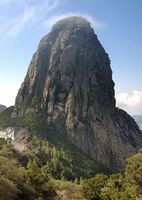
1,140 -> 142,200
0,106 -> 14,127
82,174 -> 108,200
81,151 -> 142,200
0,107 -> 46,129
0,141 -> 86,200
0,143 -> 56,200
21,135 -> 106,180
0,131 -> 107,200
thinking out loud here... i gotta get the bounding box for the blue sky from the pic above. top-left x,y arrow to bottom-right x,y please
0,0 -> 142,115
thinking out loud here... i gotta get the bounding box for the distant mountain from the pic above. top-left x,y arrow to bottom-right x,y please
0,104 -> 6,112
133,115 -> 142,130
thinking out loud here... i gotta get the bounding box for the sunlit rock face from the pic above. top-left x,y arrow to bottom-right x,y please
14,16 -> 142,172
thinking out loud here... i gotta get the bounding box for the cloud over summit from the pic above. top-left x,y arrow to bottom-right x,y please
43,12 -> 106,31
0,0 -> 59,41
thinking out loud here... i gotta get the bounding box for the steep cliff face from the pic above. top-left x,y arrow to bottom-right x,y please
14,17 -> 142,172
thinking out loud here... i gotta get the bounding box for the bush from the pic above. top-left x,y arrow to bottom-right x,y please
81,174 -> 108,200
0,143 -> 56,200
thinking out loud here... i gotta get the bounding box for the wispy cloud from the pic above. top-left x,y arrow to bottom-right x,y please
0,1 -> 106,43
43,12 -> 106,31
0,0 -> 59,42
116,90 -> 142,115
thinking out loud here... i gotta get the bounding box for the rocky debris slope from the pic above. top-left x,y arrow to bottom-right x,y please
13,16 -> 142,172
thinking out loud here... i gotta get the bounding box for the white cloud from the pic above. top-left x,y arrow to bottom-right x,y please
116,90 -> 142,115
0,0 -> 59,41
0,1 -> 106,43
116,90 -> 142,107
43,12 -> 106,31
5,8 -> 35,38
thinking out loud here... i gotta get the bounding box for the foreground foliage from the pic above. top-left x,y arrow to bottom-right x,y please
0,140 -> 56,200
0,134 -> 104,200
1,137 -> 142,200
82,151 -> 142,200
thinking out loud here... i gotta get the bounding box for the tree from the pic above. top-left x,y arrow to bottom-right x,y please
124,151 -> 142,199
27,160 -> 44,187
82,174 -> 108,200
26,160 -> 56,199
0,156 -> 23,185
101,173 -> 129,200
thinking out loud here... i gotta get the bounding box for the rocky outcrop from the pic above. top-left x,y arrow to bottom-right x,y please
13,16 -> 142,172
0,104 -> 6,112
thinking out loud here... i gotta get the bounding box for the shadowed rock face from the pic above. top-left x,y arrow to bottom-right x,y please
14,16 -> 142,172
